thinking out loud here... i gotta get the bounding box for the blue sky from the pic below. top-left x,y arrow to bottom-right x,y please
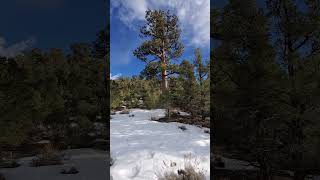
110,0 -> 210,78
0,0 -> 106,57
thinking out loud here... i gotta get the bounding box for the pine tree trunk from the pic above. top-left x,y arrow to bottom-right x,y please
161,56 -> 168,92
161,68 -> 168,91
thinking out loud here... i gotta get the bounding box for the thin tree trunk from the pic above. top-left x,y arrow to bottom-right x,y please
161,67 -> 168,91
161,52 -> 168,92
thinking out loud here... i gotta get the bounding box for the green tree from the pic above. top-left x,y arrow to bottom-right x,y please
133,10 -> 184,92
194,48 -> 209,120
267,0 -> 320,178
212,0 -> 283,178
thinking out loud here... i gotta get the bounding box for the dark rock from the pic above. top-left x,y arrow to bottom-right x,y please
177,169 -> 186,175
110,157 -> 115,166
213,156 -> 225,168
119,109 -> 130,114
178,125 -> 187,131
115,106 -> 126,111
61,166 -> 79,174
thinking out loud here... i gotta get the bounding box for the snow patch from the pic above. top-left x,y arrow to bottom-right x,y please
111,109 -> 210,180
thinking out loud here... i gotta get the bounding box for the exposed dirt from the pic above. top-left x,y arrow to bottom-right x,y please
155,113 -> 210,128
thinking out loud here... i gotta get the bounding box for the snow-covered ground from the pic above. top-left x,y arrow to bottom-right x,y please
0,148 -> 108,180
111,109 -> 210,180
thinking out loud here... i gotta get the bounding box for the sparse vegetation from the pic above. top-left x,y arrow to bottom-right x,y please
30,144 -> 62,167
0,151 -> 20,168
157,164 -> 205,180
0,160 -> 20,169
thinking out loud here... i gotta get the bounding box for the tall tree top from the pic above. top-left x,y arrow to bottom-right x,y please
133,9 -> 184,64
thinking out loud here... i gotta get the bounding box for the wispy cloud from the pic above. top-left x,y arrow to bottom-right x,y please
110,0 -> 210,47
0,37 -> 36,57
110,73 -> 122,80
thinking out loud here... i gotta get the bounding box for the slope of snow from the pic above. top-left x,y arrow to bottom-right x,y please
111,109 -> 210,180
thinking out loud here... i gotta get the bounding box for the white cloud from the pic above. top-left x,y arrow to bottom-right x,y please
111,0 -> 148,29
110,73 -> 122,80
110,0 -> 210,47
0,37 -> 36,57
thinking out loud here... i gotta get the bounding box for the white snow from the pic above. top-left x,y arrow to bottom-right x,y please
111,109 -> 210,180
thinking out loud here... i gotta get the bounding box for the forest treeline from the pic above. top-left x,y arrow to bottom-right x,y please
212,0 -> 320,179
0,28 -> 109,148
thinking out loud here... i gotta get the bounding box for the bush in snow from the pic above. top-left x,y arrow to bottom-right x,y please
30,144 -> 62,167
156,164 -> 205,180
0,160 -> 20,168
0,151 -> 20,168
157,154 -> 206,180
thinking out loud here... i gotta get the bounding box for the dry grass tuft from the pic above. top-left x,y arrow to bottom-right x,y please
30,144 -> 62,167
156,154 -> 206,180
157,164 -> 206,180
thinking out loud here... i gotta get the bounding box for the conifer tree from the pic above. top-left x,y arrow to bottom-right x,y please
213,0 -> 282,178
267,0 -> 320,178
194,48 -> 209,120
134,10 -> 184,92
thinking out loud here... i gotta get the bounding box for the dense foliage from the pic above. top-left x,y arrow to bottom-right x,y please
0,29 -> 109,148
212,0 -> 320,178
111,48 -> 210,118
